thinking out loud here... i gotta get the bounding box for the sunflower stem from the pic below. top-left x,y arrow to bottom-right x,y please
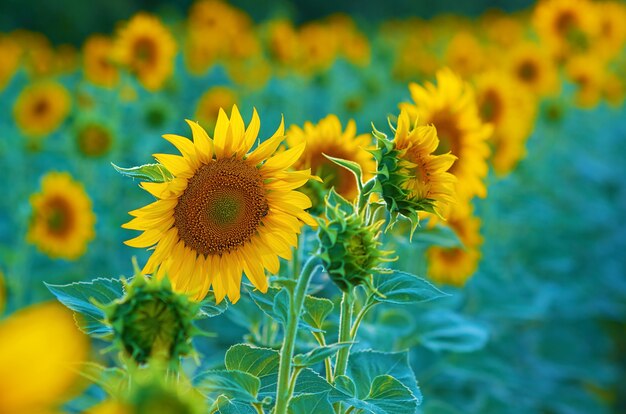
334,290 -> 354,378
274,255 -> 319,414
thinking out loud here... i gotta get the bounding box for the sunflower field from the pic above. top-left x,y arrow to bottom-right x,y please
1,0 -> 626,413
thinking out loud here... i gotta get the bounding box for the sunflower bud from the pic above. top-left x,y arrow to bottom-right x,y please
317,190 -> 393,291
102,275 -> 201,366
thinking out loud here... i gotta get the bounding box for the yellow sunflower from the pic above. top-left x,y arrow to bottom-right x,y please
0,301 -> 90,414
287,114 -> 374,202
75,121 -> 115,158
27,172 -> 96,260
595,1 -> 626,60
392,109 -> 457,217
83,35 -> 119,88
0,36 -> 21,91
426,203 -> 482,287
474,71 -> 536,176
565,54 -> 605,109
13,81 -> 71,139
195,86 -> 238,133
532,0 -> 599,60
113,12 -> 177,91
505,42 -> 559,98
444,31 -> 486,79
123,106 -> 317,303
399,68 -> 492,203
266,19 -> 300,67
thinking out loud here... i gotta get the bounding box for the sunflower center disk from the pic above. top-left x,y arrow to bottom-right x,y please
173,158 -> 269,256
45,197 -> 74,236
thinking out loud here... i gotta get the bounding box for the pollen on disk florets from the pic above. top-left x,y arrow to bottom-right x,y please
317,191 -> 393,291
102,275 -> 201,366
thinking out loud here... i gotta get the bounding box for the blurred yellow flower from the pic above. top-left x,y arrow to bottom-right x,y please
0,301 -> 90,414
27,172 -> 96,260
0,35 -> 21,91
444,31 -> 485,79
195,86 -> 238,133
75,121 -> 114,158
505,42 -> 559,98
400,68 -> 492,203
565,54 -> 605,109
113,13 -> 177,91
287,114 -> 374,202
83,35 -> 119,88
13,81 -> 71,139
123,107 -> 317,303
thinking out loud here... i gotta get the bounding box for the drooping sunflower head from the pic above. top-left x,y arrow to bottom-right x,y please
426,203 -> 483,287
102,275 -> 201,366
287,114 -> 374,211
373,109 -> 457,235
27,172 -> 96,260
82,35 -> 119,88
113,12 -> 177,91
123,106 -> 317,304
399,68 -> 491,203
13,81 -> 71,140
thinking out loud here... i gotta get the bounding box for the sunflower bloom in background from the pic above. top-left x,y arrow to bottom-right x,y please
0,301 -> 90,414
194,86 -> 238,133
505,42 -> 559,98
400,68 -> 491,203
123,106 -> 317,303
27,172 -> 96,260
113,13 -> 177,91
74,120 -> 115,158
287,114 -> 374,205
0,36 -> 21,91
13,81 -> 71,140
565,55 -> 606,109
427,203 -> 483,286
82,35 -> 119,88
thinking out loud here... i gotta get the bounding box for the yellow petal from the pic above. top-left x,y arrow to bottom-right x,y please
153,153 -> 191,177
261,142 -> 305,172
185,119 -> 214,162
239,107 -> 260,156
213,108 -> 229,159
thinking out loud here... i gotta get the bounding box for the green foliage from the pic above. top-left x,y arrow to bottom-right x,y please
372,269 -> 449,305
196,370 -> 261,403
111,162 -> 173,182
293,342 -> 353,367
288,392 -> 334,414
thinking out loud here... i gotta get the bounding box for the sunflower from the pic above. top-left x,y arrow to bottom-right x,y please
532,0 -> 599,60
444,31 -> 486,79
565,54 -> 606,109
75,120 -> 115,158
595,1 -> 626,60
399,68 -> 492,203
287,114 -> 374,204
13,81 -> 71,139
0,36 -> 21,91
266,19 -> 300,67
27,172 -> 96,260
426,203 -> 482,287
474,71 -> 536,175
505,42 -> 559,98
83,35 -> 119,88
0,301 -> 90,414
113,12 -> 177,91
123,106 -> 317,303
194,86 -> 238,133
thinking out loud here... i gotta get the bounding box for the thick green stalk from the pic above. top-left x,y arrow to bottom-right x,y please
333,291 -> 354,379
274,256 -> 319,414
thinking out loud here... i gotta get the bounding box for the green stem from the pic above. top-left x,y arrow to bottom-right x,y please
253,403 -> 265,414
350,299 -> 377,339
313,331 -> 333,383
274,256 -> 320,414
333,291 -> 354,379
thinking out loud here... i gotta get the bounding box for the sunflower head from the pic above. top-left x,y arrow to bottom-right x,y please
372,110 -> 457,237
122,105 -> 317,304
102,274 -> 201,366
317,190 -> 392,292
13,81 -> 71,140
75,121 -> 114,158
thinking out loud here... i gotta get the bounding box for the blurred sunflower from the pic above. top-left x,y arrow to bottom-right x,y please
13,81 -> 71,139
195,86 -> 238,133
399,68 -> 491,202
295,22 -> 339,74
506,42 -> 559,98
0,270 -> 5,315
83,35 -> 119,88
0,36 -> 21,91
602,72 -> 625,108
0,301 -> 90,414
565,54 -> 605,109
533,0 -> 599,60
113,13 -> 177,91
75,120 -> 115,158
287,114 -> 374,204
123,106 -> 317,303
595,1 -> 626,60
444,31 -> 485,79
266,19 -> 300,67
474,71 -> 536,176
426,203 -> 483,286
27,172 -> 96,260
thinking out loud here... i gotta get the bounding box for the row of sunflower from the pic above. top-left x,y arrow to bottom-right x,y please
0,0 -> 625,413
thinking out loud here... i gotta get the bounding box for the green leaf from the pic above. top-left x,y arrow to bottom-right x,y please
325,188 -> 354,217
45,278 -> 124,335
372,270 -> 448,305
416,310 -> 488,353
293,343 -> 353,367
302,295 -> 334,331
346,350 -> 421,404
213,395 -> 258,414
288,392 -> 334,414
246,285 -> 322,332
111,162 -> 173,182
293,368 -> 333,395
198,292 -> 228,317
273,289 -> 290,324
225,344 -> 279,398
324,154 -> 363,189
195,369 -> 260,403
411,224 -> 463,248
330,375 -> 417,414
